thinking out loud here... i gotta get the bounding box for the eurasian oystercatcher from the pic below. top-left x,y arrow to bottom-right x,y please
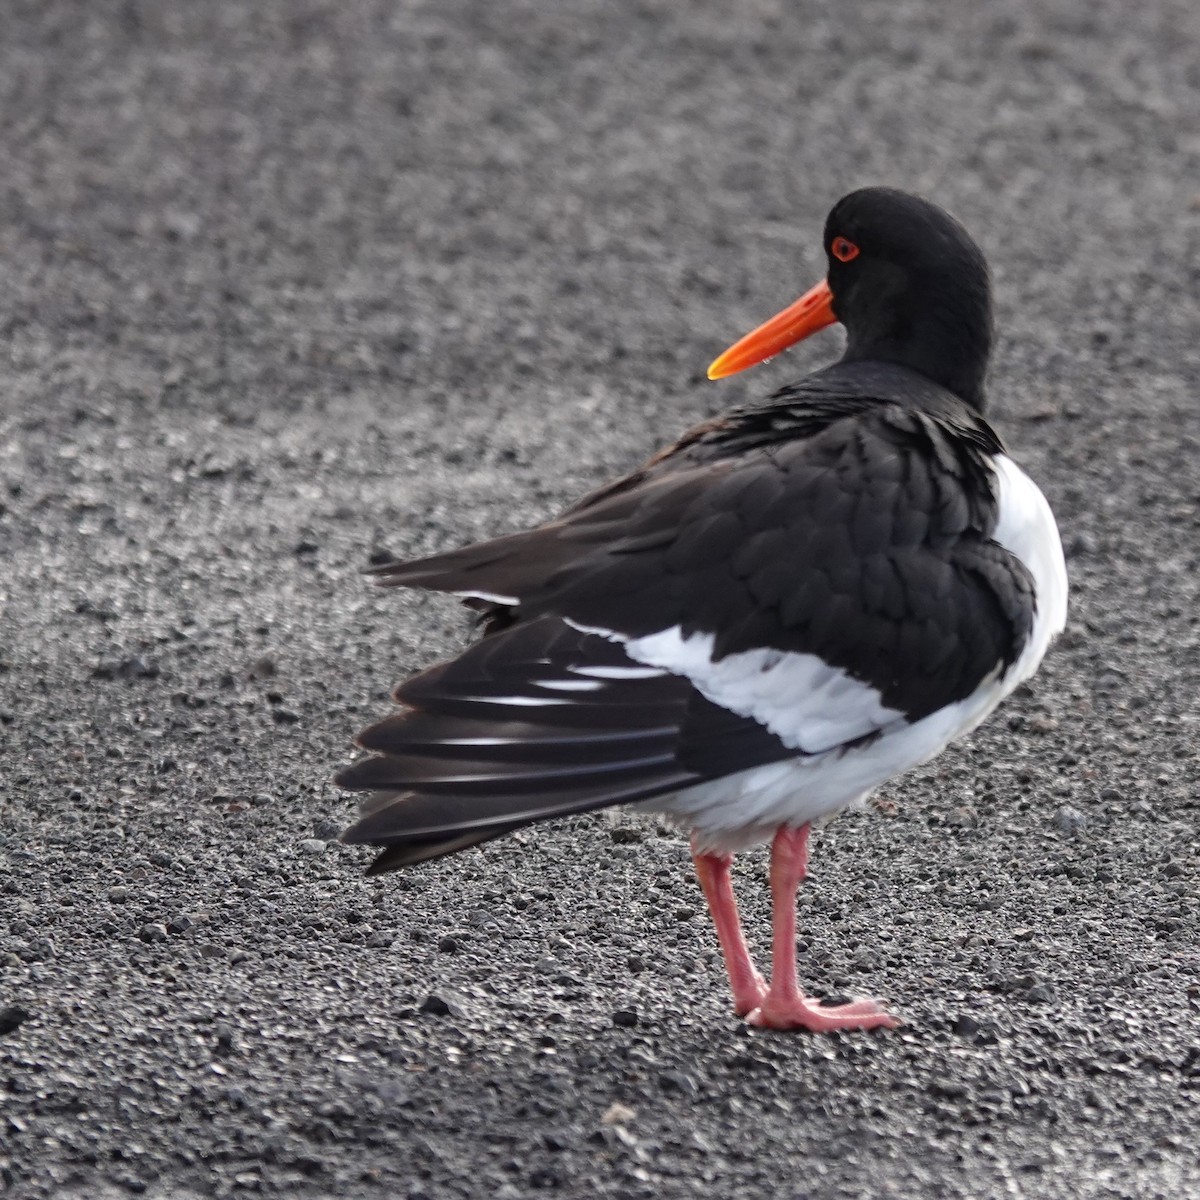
338,187 -> 1068,1032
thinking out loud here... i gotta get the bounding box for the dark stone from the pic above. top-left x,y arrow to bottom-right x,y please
0,1005 -> 31,1036
420,992 -> 469,1019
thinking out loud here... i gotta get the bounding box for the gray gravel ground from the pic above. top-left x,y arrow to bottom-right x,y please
3,1 -> 1200,1197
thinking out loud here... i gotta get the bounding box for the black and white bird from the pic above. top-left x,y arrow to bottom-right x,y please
338,188 -> 1067,1032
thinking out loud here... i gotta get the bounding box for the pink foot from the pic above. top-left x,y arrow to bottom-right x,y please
730,970 -> 768,1018
747,993 -> 901,1033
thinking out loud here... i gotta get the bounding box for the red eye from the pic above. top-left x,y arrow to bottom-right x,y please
831,236 -> 860,263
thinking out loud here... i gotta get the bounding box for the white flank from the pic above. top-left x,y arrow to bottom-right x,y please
988,454 -> 1069,674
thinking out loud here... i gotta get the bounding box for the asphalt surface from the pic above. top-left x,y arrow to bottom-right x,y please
3,1 -> 1200,1197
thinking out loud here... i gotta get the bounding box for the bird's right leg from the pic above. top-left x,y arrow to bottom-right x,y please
746,824 -> 899,1032
692,839 -> 767,1016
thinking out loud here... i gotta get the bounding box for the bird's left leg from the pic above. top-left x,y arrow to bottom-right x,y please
691,838 -> 767,1016
747,824 -> 900,1032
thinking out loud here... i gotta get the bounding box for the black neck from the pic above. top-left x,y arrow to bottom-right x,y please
838,268 -> 994,411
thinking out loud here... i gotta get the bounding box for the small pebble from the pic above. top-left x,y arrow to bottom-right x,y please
609,827 -> 644,844
139,923 -> 169,943
612,1007 -> 639,1028
659,1070 -> 699,1096
312,817 -> 341,841
601,1102 -> 636,1126
249,657 -> 276,680
298,839 -> 327,855
928,1077 -> 970,1100
1065,531 -> 1098,558
951,1014 -> 982,1039
1054,805 -> 1087,836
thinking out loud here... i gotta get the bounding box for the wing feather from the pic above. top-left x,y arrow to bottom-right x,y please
338,615 -> 797,870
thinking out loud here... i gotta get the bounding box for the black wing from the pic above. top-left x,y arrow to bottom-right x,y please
369,399 -> 1036,721
338,616 -> 796,870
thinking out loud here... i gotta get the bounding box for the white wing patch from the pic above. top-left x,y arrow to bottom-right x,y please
622,627 -> 905,754
436,737 -> 522,746
571,664 -> 667,680
452,588 -> 520,605
534,678 -> 606,693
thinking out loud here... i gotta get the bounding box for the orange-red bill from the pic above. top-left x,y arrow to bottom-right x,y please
706,278 -> 838,380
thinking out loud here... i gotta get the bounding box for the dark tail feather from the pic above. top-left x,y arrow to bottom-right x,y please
363,825 -> 521,872
356,710 -> 680,764
366,525 -> 567,600
365,469 -> 709,603
337,614 -> 708,873
339,765 -> 693,875
340,770 -> 693,844
335,745 -> 678,794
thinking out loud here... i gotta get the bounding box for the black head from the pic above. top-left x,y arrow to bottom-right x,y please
709,187 -> 995,411
823,188 -> 994,410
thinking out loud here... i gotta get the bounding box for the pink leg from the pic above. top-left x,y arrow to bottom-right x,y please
747,825 -> 900,1033
691,839 -> 767,1016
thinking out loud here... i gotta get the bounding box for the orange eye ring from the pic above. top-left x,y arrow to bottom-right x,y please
831,236 -> 860,263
